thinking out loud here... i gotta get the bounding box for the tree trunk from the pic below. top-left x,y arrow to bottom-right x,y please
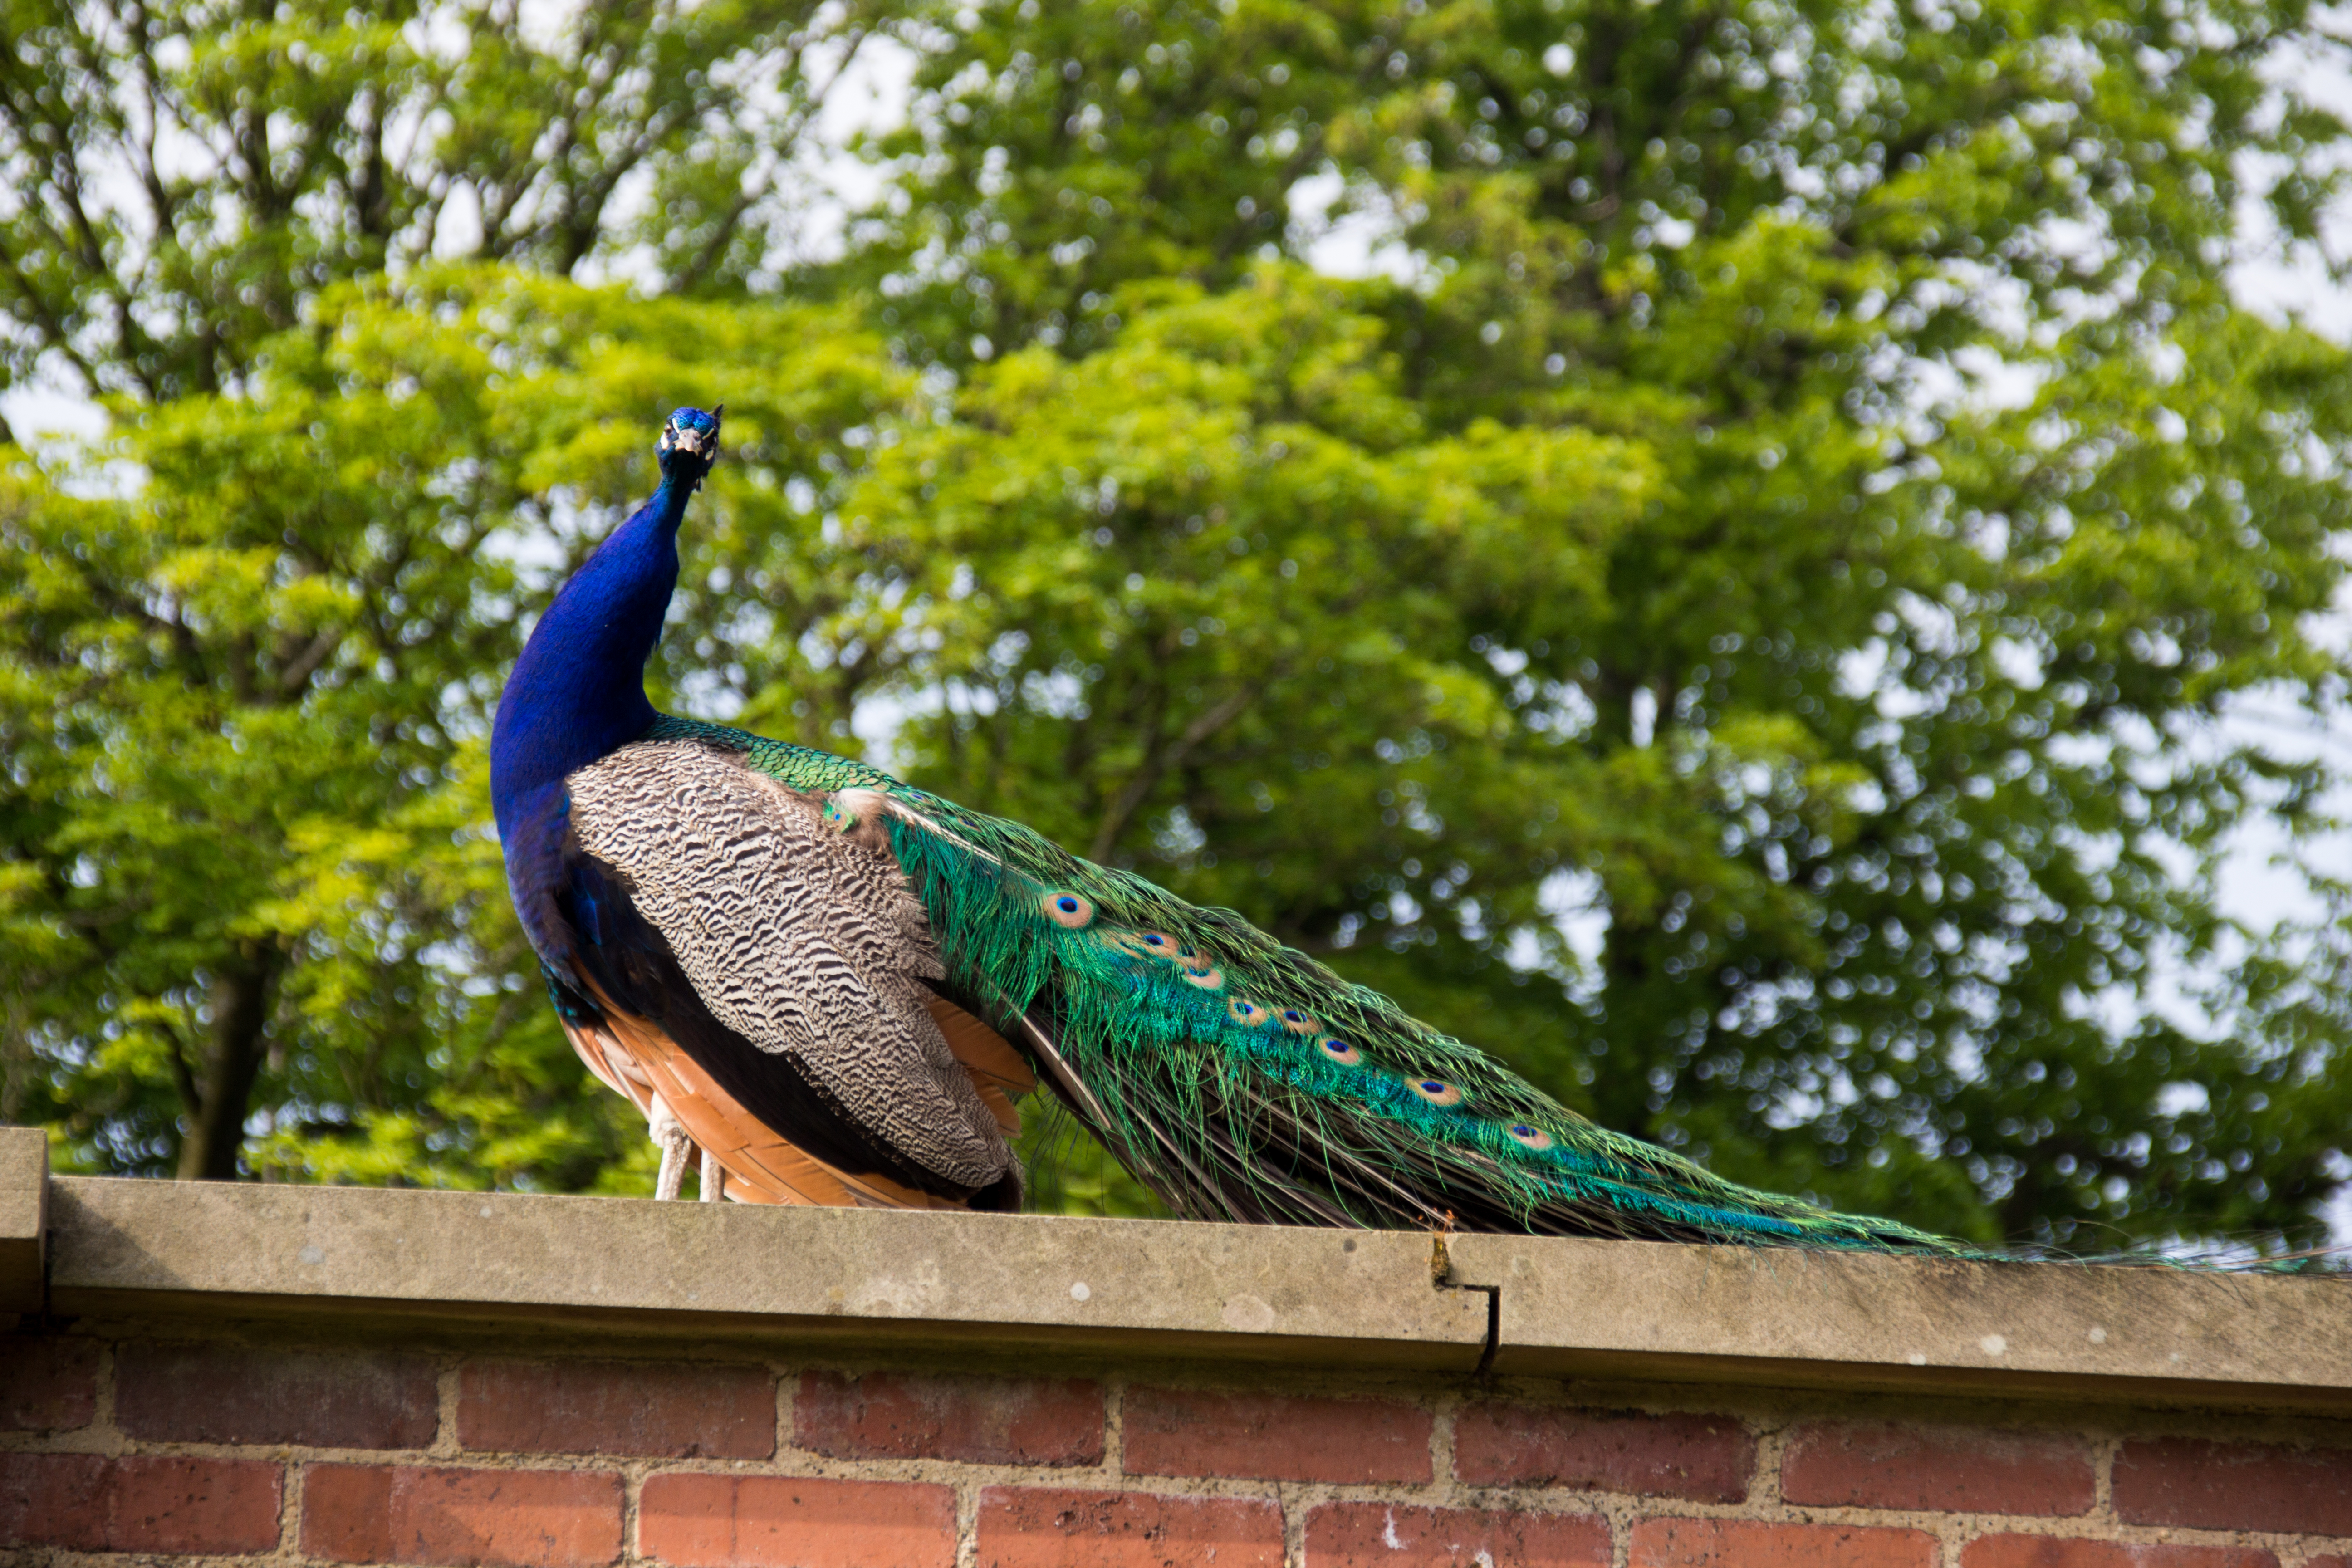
175,941 -> 280,1181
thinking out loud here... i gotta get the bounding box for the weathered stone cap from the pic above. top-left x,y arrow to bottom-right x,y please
6,1125 -> 2348,1410
1447,1230 -> 2352,1410
0,1124 -> 45,1312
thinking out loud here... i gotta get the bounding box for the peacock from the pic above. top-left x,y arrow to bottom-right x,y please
489,406 -> 1962,1250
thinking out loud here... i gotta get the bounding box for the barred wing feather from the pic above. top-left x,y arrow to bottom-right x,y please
558,738 -> 1023,1209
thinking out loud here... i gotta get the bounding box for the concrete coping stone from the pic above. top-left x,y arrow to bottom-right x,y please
0,1124 -> 46,1313
5,1127 -> 2347,1410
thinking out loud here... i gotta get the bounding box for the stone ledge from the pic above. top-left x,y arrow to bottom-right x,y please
0,1126 -> 45,1313
6,1127 -> 2348,1410
1448,1232 -> 2352,1411
39,1171 -> 1487,1370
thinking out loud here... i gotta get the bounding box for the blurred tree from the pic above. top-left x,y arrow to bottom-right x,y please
856,0 -> 1373,361
852,0 -> 2352,1247
0,0 -> 901,414
0,268 -> 904,1182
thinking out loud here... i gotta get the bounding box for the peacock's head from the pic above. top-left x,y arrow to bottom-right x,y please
657,405 -> 724,480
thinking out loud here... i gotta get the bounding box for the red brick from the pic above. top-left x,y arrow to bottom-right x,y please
1783,1422 -> 2093,1515
1632,1518 -> 1936,1568
116,1341 -> 437,1448
0,1334 -> 99,1431
460,1358 -> 774,1458
1962,1537 -> 2278,1568
302,1463 -> 622,1567
641,1473 -> 956,1568
0,1451 -> 281,1553
976,1488 -> 1284,1568
1122,1385 -> 1431,1483
0,1453 -> 111,1552
1304,1502 -> 1609,1567
1454,1401 -> 1752,1502
2113,1436 -> 2352,1535
304,1465 -> 398,1563
794,1370 -> 1102,1466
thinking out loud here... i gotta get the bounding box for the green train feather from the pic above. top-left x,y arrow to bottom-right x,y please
647,714 -> 1966,1251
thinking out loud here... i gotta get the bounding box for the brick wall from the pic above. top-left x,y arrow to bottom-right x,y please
4,1325 -> 2349,1567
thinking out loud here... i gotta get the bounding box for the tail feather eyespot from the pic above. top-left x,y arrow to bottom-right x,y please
1183,965 -> 1225,990
1278,1008 -> 1318,1034
1507,1123 -> 1554,1151
1229,998 -> 1270,1027
1408,1078 -> 1464,1107
1042,890 -> 1097,929
1318,1037 -> 1362,1065
1132,930 -> 1186,960
822,799 -> 858,833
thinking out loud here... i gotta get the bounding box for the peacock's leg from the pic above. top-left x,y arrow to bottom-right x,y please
699,1145 -> 725,1202
649,1093 -> 696,1200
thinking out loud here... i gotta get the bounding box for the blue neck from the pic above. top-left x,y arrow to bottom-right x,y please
490,467 -> 696,840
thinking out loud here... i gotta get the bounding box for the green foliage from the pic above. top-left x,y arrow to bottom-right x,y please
0,0 -> 896,407
5,0 -> 2352,1250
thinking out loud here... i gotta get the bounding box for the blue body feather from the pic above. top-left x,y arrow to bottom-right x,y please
491,412 -> 713,972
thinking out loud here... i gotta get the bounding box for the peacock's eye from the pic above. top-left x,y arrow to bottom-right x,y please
1041,890 -> 1096,929
1408,1079 -> 1464,1107
1507,1123 -> 1555,1151
1279,1008 -> 1317,1034
1319,1037 -> 1362,1065
1229,999 -> 1269,1027
1182,964 -> 1225,991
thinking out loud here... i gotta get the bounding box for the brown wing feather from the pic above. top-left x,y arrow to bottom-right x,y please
968,1079 -> 1020,1136
563,1019 -> 639,1103
582,978 -> 973,1210
925,995 -> 1034,1134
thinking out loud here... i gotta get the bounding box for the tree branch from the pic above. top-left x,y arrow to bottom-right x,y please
1088,674 -> 1274,862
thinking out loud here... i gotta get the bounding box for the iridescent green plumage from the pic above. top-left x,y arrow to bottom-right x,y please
648,714 -> 1964,1250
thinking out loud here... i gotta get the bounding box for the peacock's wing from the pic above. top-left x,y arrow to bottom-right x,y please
558,736 -> 1021,1208
650,715 -> 1964,1250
